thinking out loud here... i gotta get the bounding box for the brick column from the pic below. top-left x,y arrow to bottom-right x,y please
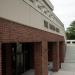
59,42 -> 65,63
0,43 -> 2,75
53,42 -> 59,72
34,42 -> 48,75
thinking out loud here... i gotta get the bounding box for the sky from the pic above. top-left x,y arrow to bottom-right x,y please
50,0 -> 75,30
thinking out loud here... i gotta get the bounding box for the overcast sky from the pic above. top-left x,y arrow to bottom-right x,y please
50,0 -> 75,30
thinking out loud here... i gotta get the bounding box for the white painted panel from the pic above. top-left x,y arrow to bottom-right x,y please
65,45 -> 75,63
0,0 -> 30,25
30,7 -> 43,29
0,0 -> 65,37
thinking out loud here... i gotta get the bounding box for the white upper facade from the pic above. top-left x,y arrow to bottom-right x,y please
0,0 -> 65,37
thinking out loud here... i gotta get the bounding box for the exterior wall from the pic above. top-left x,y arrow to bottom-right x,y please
34,42 -> 48,75
59,42 -> 65,63
0,18 -> 64,43
0,18 -> 65,75
53,42 -> 60,71
0,43 -> 2,75
0,0 -> 66,75
0,0 -> 65,37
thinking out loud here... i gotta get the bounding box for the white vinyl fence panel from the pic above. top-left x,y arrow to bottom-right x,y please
65,40 -> 75,63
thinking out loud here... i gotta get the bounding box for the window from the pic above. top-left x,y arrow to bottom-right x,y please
38,5 -> 42,10
44,10 -> 49,15
44,20 -> 48,28
49,24 -> 55,31
43,8 -> 48,15
56,28 -> 60,32
12,43 -> 24,75
49,14 -> 52,17
17,44 -> 22,53
29,0 -> 34,3
44,11 -> 47,14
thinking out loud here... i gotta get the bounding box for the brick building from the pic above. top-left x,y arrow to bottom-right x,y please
0,0 -> 66,75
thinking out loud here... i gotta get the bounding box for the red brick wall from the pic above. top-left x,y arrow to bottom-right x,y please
34,42 -> 48,75
34,43 -> 42,75
0,18 -> 64,43
53,42 -> 60,71
0,43 -> 2,75
0,18 -> 65,75
41,41 -> 48,75
59,42 -> 66,63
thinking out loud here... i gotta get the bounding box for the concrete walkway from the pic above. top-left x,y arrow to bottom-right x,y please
22,63 -> 75,75
22,69 -> 53,75
53,63 -> 75,75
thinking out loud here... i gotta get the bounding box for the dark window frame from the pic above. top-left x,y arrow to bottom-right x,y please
49,24 -> 55,31
29,0 -> 34,3
56,28 -> 60,33
44,20 -> 48,28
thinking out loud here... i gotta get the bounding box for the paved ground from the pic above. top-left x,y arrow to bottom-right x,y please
22,63 -> 75,75
53,63 -> 75,75
22,70 -> 34,75
53,70 -> 74,75
23,62 -> 75,75
22,69 -> 53,75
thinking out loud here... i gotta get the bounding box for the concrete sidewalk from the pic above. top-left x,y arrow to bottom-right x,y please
53,63 -> 75,75
22,69 -> 53,75
22,63 -> 75,75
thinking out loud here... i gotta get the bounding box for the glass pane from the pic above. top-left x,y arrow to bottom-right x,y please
16,55 -> 20,66
21,54 -> 23,66
17,43 -> 22,53
44,20 -> 48,28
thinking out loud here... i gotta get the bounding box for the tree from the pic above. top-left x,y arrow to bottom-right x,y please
66,21 -> 75,40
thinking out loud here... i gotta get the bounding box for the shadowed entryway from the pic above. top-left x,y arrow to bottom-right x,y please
1,42 -> 48,75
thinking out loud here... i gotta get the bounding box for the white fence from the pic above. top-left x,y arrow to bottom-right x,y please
65,40 -> 75,63
66,40 -> 75,45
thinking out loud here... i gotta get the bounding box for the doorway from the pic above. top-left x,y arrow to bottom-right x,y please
22,43 -> 34,72
1,43 -> 35,75
12,43 -> 34,75
48,42 -> 54,70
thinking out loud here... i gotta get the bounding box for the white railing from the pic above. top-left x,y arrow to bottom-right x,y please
66,40 -> 75,44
